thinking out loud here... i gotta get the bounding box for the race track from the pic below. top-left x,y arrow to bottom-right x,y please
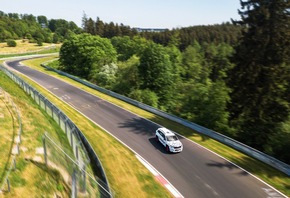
5,58 -> 286,198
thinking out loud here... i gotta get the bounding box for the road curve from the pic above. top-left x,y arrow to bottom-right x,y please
5,58 -> 286,198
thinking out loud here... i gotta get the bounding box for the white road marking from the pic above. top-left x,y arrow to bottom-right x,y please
204,183 -> 219,196
136,154 -> 183,198
61,95 -> 71,100
262,188 -> 285,198
136,155 -> 158,176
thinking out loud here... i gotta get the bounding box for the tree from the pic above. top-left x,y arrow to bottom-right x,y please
203,43 -> 234,82
181,41 -> 205,82
85,18 -> 96,35
138,42 -> 175,110
113,55 -> 140,95
94,63 -> 118,88
180,80 -> 231,134
111,36 -> 135,61
227,0 -> 290,150
95,17 -> 104,36
37,15 -> 48,27
129,89 -> 159,108
59,33 -> 117,80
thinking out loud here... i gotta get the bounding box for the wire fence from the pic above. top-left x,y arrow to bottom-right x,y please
0,65 -> 112,197
43,132 -> 110,198
0,87 -> 22,194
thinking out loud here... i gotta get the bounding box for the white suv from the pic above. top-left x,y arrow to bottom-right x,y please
155,127 -> 183,153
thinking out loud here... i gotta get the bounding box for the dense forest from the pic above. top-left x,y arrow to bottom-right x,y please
0,11 -> 82,43
81,15 -> 242,51
1,0 -> 289,164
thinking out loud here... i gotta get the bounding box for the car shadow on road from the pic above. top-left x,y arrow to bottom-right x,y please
148,137 -> 177,155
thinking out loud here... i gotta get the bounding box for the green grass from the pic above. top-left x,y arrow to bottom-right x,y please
0,70 -> 71,197
0,87 -> 17,184
20,56 -> 290,197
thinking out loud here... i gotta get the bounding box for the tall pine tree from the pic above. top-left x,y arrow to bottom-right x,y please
227,0 -> 290,151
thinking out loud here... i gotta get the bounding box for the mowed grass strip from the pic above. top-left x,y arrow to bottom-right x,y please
0,41 -> 60,59
0,89 -> 16,184
17,58 -> 172,197
0,71 -> 71,197
21,56 -> 290,197
0,40 -> 61,54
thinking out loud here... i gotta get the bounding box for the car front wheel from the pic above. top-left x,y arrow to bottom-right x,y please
166,145 -> 169,153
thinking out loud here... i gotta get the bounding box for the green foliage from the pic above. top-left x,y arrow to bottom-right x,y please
179,80 -> 232,134
0,11 -> 81,43
181,41 -> 205,81
113,55 -> 140,95
111,36 -> 136,61
227,0 -> 290,152
37,40 -> 43,46
203,42 -> 234,81
6,39 -> 17,47
129,89 -> 159,108
138,42 -> 175,110
94,63 -> 118,89
59,33 -> 117,80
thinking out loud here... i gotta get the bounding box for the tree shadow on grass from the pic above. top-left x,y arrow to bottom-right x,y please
28,159 -> 71,195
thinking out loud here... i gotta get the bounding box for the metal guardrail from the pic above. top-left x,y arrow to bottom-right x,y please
41,63 -> 290,177
0,64 -> 112,197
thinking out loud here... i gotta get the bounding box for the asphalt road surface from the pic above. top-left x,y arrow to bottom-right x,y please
5,58 -> 286,198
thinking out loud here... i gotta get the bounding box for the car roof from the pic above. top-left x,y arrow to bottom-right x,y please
158,127 -> 175,136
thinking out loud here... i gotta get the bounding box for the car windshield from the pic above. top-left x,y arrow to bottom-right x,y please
166,135 -> 178,141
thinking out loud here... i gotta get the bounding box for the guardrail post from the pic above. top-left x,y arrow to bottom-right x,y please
13,158 -> 16,170
64,119 -> 68,135
43,135 -> 48,166
76,145 -> 79,162
17,143 -> 20,155
82,165 -> 86,193
7,179 -> 10,192
71,169 -> 77,198
71,129 -> 74,148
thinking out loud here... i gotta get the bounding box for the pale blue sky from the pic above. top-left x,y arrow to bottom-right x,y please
1,0 -> 241,29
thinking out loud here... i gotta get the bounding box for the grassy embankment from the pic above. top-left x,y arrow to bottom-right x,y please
0,84 -> 16,188
21,56 -> 290,197
0,68 -> 71,197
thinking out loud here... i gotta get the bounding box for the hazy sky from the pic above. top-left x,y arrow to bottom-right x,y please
1,0 -> 241,29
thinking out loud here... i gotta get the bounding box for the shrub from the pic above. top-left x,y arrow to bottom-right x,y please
37,40 -> 43,46
7,39 -> 17,47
